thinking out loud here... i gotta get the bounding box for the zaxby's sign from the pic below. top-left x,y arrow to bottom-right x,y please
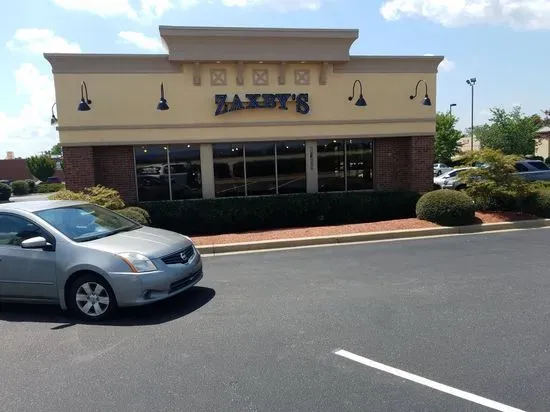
215,93 -> 310,116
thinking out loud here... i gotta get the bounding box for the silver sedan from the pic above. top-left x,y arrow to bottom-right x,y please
0,200 -> 203,321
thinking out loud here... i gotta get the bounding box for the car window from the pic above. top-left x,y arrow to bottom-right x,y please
0,214 -> 44,247
448,171 -> 457,177
527,161 -> 549,170
515,163 -> 529,172
36,204 -> 140,242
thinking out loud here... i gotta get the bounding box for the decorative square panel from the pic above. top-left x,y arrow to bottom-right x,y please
295,69 -> 310,85
253,69 -> 269,86
210,68 -> 227,86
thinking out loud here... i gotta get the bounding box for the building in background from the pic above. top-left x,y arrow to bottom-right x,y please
5,152 -> 14,160
45,26 -> 442,203
458,135 -> 481,152
535,126 -> 550,160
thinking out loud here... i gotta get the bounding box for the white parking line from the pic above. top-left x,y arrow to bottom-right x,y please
334,349 -> 526,412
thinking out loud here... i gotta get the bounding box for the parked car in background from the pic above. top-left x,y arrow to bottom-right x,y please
0,200 -> 203,321
513,160 -> 550,181
433,167 -> 474,190
433,163 -> 453,176
46,176 -> 62,184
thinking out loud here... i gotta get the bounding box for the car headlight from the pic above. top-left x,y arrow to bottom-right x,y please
118,252 -> 157,273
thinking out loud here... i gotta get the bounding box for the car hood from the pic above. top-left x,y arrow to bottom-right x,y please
84,226 -> 193,259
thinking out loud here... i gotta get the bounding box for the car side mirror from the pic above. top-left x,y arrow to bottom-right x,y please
21,236 -> 48,249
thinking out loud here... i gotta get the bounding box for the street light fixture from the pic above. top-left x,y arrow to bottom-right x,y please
466,78 -> 477,151
50,102 -> 58,125
77,81 -> 92,111
156,82 -> 170,111
348,80 -> 367,107
409,80 -> 432,106
449,103 -> 457,115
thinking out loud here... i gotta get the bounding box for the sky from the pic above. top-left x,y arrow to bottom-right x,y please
1,0 -> 549,158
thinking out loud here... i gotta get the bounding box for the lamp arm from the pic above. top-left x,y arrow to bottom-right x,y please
160,83 -> 165,99
349,79 -> 363,101
410,80 -> 428,99
81,81 -> 90,102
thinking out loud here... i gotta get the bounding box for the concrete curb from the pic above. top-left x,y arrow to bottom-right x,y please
196,218 -> 550,255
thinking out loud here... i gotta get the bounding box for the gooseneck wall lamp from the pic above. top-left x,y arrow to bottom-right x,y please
157,82 -> 169,111
409,80 -> 432,106
50,102 -> 58,125
348,80 -> 367,107
78,81 -> 92,111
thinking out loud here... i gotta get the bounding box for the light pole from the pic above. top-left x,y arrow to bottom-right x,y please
449,103 -> 457,115
466,78 -> 477,151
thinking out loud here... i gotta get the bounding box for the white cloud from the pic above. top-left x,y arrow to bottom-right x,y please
380,0 -> 550,30
0,64 -> 58,158
7,28 -> 82,54
424,53 -> 456,72
118,31 -> 166,52
51,0 -> 322,18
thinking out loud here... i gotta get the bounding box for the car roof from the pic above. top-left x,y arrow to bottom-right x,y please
0,200 -> 88,213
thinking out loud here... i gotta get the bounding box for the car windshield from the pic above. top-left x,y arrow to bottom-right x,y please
35,204 -> 140,242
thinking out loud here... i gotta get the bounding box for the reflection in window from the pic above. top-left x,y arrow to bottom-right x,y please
346,139 -> 373,190
276,141 -> 306,194
244,142 -> 276,196
213,143 -> 245,197
0,214 -> 43,246
317,140 -> 345,192
169,144 -> 202,200
135,145 -> 170,201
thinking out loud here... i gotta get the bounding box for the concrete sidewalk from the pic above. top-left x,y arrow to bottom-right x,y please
196,218 -> 550,255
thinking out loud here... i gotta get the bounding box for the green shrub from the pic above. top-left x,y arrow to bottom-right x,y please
140,191 -> 420,236
49,185 -> 125,210
117,207 -> 151,225
36,183 -> 65,193
0,183 -> 11,201
26,179 -> 36,193
523,189 -> 550,218
416,189 -> 476,226
11,180 -> 30,196
26,155 -> 56,182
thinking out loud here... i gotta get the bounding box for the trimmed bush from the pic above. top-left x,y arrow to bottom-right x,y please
140,191 -> 420,236
523,189 -> 550,218
49,185 -> 125,210
11,180 -> 30,196
36,183 -> 65,193
26,155 -> 56,183
117,207 -> 151,225
0,183 -> 11,201
416,189 -> 476,226
26,179 -> 36,193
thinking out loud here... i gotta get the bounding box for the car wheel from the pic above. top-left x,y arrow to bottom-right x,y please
68,273 -> 117,321
456,185 -> 466,191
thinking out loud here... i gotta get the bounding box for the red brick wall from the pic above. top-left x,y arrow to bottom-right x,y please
63,147 -> 95,191
374,136 -> 433,192
0,159 -> 65,182
94,146 -> 137,204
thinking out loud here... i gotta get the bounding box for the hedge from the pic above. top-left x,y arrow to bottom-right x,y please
416,189 -> 476,226
36,183 -> 65,193
117,207 -> 151,225
11,180 -> 30,196
523,189 -> 550,218
140,191 -> 420,236
0,183 -> 11,201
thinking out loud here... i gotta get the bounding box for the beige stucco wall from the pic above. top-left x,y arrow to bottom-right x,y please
52,62 -> 437,146
535,138 -> 550,159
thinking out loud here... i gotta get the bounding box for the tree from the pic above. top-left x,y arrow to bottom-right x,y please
434,112 -> 462,164
542,109 -> 550,127
50,143 -> 62,155
26,155 -> 56,182
475,106 -> 539,155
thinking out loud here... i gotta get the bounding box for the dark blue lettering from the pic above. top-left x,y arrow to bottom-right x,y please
215,94 -> 227,116
245,94 -> 261,109
262,94 -> 276,108
230,94 -> 245,112
275,93 -> 291,110
296,93 -> 310,115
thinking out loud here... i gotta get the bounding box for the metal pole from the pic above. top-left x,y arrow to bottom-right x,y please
470,84 -> 474,151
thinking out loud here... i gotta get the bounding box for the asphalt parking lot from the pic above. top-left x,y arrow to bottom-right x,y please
1,228 -> 549,411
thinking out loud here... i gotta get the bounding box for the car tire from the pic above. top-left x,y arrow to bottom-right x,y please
455,185 -> 466,191
67,273 -> 117,321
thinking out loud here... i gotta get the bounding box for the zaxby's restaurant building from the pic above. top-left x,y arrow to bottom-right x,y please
45,26 -> 442,203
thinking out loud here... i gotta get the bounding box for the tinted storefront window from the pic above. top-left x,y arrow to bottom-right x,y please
346,139 -> 373,190
135,145 -> 170,201
276,141 -> 306,194
169,144 -> 202,200
213,143 -> 246,197
317,140 -> 345,192
244,142 -> 276,196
